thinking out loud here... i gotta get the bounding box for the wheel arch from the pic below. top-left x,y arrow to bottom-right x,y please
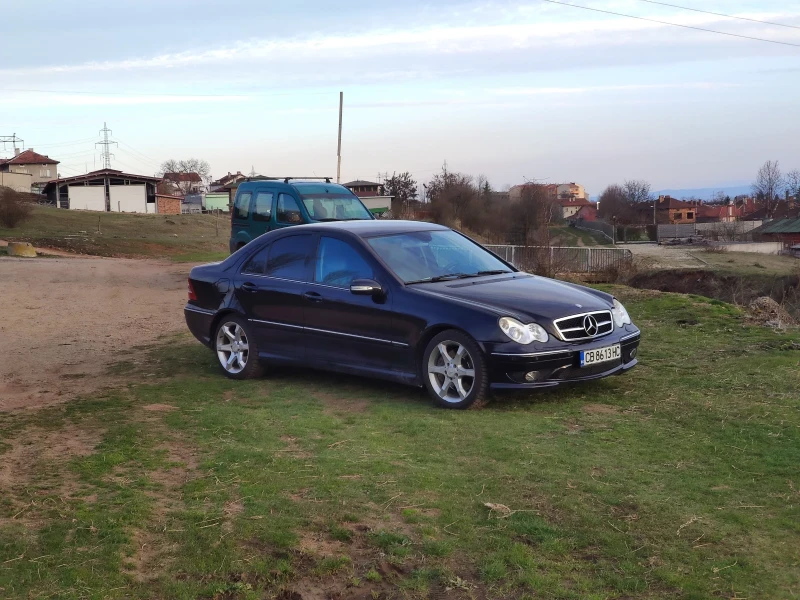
415,324 -> 484,381
209,309 -> 247,347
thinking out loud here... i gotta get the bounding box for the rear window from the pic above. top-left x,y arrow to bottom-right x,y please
233,191 -> 252,220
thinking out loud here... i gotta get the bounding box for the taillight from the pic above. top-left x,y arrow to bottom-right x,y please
188,279 -> 197,301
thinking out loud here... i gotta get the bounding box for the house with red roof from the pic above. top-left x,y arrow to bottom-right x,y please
0,148 -> 60,188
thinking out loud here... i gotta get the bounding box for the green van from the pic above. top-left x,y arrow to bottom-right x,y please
229,178 -> 374,253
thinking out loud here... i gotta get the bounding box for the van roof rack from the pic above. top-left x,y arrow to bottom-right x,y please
282,177 -> 333,184
242,176 -> 334,184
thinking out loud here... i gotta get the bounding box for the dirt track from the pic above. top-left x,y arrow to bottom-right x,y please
0,256 -> 189,412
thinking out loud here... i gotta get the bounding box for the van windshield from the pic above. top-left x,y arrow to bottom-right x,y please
300,193 -> 372,221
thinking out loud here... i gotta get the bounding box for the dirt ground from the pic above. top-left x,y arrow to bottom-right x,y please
0,255 -> 189,412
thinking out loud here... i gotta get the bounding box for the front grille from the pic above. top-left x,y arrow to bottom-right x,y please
553,310 -> 614,341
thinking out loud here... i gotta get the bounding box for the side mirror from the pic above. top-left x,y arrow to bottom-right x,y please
350,279 -> 383,297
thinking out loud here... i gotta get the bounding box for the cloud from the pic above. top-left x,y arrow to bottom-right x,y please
488,82 -> 744,95
2,5 -> 796,80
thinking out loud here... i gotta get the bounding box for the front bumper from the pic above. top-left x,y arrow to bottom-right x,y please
487,330 -> 640,390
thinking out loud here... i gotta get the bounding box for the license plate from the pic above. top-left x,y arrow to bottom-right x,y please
580,344 -> 621,367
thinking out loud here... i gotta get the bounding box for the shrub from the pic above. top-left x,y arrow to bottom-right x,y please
0,186 -> 34,228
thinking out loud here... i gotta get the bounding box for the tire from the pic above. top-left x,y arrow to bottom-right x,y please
422,330 -> 489,409
213,315 -> 264,380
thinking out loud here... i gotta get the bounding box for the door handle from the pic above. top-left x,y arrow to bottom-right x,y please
303,291 -> 323,302
241,282 -> 258,292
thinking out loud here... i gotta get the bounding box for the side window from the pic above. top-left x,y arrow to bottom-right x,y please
252,191 -> 273,222
233,191 -> 252,220
242,246 -> 269,275
315,237 -> 373,288
277,193 -> 303,224
265,234 -> 314,281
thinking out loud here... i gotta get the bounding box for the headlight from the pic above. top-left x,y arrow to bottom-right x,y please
612,299 -> 631,328
499,317 -> 549,344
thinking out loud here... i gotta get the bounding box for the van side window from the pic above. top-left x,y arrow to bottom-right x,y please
253,191 -> 273,222
242,246 -> 269,274
234,192 -> 252,220
277,193 -> 303,224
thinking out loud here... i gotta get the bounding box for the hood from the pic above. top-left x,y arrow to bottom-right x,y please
413,274 -> 613,324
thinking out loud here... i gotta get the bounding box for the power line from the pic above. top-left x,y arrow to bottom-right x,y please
540,0 -> 800,48
633,0 -> 800,30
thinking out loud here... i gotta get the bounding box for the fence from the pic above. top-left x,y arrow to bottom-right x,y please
484,245 -> 633,273
658,221 -> 763,242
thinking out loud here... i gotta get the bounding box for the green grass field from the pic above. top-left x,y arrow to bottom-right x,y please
1,290 -> 798,599
0,206 -> 229,262
549,226 -> 611,247
690,249 -> 800,277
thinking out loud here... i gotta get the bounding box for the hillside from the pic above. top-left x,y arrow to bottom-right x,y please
0,207 -> 229,262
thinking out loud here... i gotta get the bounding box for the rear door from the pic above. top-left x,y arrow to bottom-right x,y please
303,235 -> 404,375
230,190 -> 253,250
235,233 -> 316,361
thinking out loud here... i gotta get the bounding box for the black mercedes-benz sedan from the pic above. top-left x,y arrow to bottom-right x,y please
184,220 -> 640,409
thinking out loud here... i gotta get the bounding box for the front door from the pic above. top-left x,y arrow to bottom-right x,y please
303,236 -> 402,376
235,233 -> 316,361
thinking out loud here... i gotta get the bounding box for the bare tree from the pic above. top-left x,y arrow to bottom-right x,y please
785,169 -> 800,203
623,179 -> 653,204
597,184 -> 632,222
752,160 -> 784,219
158,158 -> 211,197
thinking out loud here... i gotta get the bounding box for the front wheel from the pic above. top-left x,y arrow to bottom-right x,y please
214,316 -> 263,380
422,330 -> 489,409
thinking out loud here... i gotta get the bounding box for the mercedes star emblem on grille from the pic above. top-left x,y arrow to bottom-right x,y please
583,314 -> 599,337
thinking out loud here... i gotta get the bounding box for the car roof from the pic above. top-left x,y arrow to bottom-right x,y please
301,220 -> 448,237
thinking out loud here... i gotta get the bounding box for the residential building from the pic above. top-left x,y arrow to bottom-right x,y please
568,204 -> 598,222
344,180 -> 382,197
559,197 -> 593,220
754,217 -> 800,248
635,196 -> 699,224
508,183 -> 559,203
163,171 -> 204,195
42,169 -> 160,213
210,171 -> 246,192
557,182 -> 587,200
0,149 -> 59,188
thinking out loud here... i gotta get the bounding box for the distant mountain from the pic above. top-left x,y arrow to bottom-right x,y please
654,185 -> 752,201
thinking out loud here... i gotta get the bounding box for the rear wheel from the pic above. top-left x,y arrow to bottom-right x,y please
422,330 -> 488,409
214,316 -> 263,380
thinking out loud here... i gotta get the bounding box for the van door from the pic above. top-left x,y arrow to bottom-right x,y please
250,188 -> 275,238
274,192 -> 306,229
230,190 -> 254,252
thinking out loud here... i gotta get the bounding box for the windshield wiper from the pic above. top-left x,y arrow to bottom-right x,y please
406,273 -> 472,284
474,269 -> 512,276
315,218 -> 340,221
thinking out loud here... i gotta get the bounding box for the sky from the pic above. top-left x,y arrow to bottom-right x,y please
1,0 -> 798,197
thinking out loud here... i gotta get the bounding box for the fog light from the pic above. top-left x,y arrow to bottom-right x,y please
629,348 -> 638,359
524,371 -> 538,382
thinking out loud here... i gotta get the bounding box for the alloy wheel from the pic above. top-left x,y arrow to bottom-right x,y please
216,321 -> 249,374
427,341 -> 476,403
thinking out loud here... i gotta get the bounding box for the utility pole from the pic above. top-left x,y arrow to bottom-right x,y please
336,91 -> 343,184
96,122 -> 117,169
0,134 -> 24,156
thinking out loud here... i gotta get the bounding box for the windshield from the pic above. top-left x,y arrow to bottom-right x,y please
367,230 -> 513,284
296,184 -> 372,221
